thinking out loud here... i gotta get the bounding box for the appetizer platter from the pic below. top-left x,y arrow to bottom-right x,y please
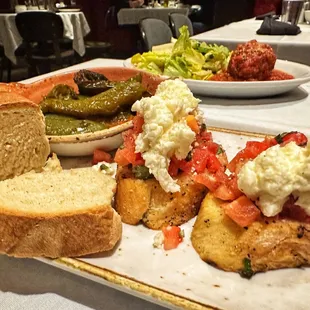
124,26 -> 310,98
1,67 -> 310,310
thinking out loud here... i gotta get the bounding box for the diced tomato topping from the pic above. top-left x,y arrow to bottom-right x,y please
114,129 -> 145,166
168,159 -> 179,177
162,226 -> 183,250
191,141 -> 224,174
213,175 -> 242,201
133,115 -> 144,134
169,156 -> 193,176
186,115 -> 200,133
92,149 -> 113,165
217,150 -> 228,168
114,148 -> 131,166
228,138 -> 276,173
194,169 -> 241,201
279,131 -> 308,147
193,169 -> 227,192
280,195 -> 310,223
228,132 -> 307,173
200,129 -> 213,140
221,195 -> 260,227
192,148 -> 210,173
177,159 -> 193,174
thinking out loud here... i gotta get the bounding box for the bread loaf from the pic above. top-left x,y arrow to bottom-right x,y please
0,167 -> 122,258
0,92 -> 50,180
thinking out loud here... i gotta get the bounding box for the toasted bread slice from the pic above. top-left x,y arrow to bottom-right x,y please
0,167 -> 121,258
115,166 -> 206,230
191,193 -> 310,276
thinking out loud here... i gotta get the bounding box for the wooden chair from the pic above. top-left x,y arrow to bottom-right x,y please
169,13 -> 194,38
15,11 -> 75,77
139,18 -> 173,51
0,46 -> 11,82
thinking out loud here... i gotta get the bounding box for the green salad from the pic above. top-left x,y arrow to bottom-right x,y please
131,26 -> 231,80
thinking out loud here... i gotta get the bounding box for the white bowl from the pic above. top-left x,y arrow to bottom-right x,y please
48,121 -> 133,157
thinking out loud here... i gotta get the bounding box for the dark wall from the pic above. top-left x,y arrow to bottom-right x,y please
78,0 -> 140,57
77,0 -> 111,42
0,0 -> 10,10
184,0 -> 255,28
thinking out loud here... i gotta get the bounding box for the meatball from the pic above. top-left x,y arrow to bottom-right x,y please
227,40 -> 276,81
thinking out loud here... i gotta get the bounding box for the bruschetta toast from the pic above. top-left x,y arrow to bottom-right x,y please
116,166 -> 206,229
112,79 -> 227,229
191,193 -> 310,277
191,131 -> 310,277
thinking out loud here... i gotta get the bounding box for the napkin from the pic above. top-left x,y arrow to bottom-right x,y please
256,16 -> 301,35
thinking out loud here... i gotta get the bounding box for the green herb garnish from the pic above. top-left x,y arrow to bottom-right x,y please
274,132 -> 288,144
100,164 -> 109,171
132,165 -> 153,180
179,229 -> 185,238
240,257 -> 254,279
216,146 -> 224,155
201,123 -> 207,131
185,152 -> 192,162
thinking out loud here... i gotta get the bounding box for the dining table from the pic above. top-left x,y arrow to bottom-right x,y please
191,18 -> 310,66
0,11 -> 90,64
117,7 -> 189,26
2,57 -> 310,309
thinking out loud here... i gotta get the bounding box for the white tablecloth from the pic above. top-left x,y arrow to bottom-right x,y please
3,57 -> 310,309
117,7 -> 189,25
192,18 -> 310,66
0,12 -> 90,64
0,256 -> 166,310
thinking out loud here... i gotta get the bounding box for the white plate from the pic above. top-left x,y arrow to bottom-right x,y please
124,58 -> 310,98
38,128 -> 310,310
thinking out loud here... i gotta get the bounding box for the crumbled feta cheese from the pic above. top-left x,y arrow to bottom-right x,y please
92,161 -> 118,178
153,231 -> 164,248
132,79 -> 202,192
238,142 -> 310,217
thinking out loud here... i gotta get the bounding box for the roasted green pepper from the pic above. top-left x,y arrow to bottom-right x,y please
45,114 -> 107,136
41,80 -> 145,118
46,84 -> 79,100
132,165 -> 153,180
74,69 -> 115,96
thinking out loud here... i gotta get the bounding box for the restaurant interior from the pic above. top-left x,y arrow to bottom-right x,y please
0,0 -> 280,82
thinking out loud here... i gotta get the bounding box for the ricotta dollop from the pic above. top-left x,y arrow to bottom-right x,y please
131,79 -> 201,192
238,142 -> 310,217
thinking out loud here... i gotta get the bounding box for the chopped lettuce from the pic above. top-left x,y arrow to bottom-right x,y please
131,26 -> 231,80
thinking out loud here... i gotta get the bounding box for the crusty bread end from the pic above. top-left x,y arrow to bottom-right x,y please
0,92 -> 50,181
0,167 -> 122,258
0,207 -> 122,258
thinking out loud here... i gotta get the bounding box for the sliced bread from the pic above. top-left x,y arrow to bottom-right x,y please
0,167 -> 122,258
0,92 -> 50,181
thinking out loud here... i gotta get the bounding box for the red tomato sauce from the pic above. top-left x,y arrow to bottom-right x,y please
267,69 -> 294,81
210,69 -> 294,82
